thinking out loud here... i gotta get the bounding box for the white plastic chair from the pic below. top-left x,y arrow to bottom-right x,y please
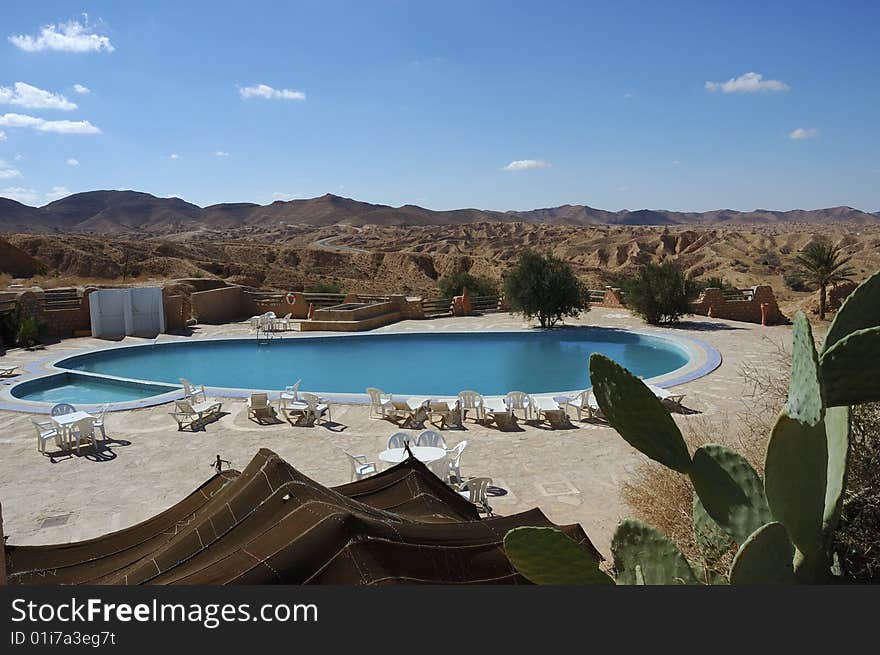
344,452 -> 377,481
287,392 -> 330,425
91,405 -> 109,439
366,387 -> 394,419
556,390 -> 600,420
505,391 -> 534,420
446,440 -> 467,482
416,430 -> 447,448
31,418 -> 62,454
457,477 -> 493,514
68,416 -> 96,454
457,391 -> 486,423
179,378 -> 207,403
387,432 -> 415,449
50,403 -> 76,417
0,365 -> 19,377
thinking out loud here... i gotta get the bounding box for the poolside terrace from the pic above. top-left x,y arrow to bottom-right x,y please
0,308 -> 798,557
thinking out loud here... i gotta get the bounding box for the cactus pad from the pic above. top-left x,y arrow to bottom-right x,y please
688,444 -> 772,545
729,522 -> 796,585
787,311 -> 824,426
589,353 -> 691,473
824,270 -> 880,352
819,326 -> 880,406
693,493 -> 734,562
611,519 -> 698,585
503,527 -> 614,585
822,406 -> 850,537
765,411 -> 828,558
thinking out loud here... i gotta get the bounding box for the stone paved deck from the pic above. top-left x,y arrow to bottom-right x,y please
0,310 -> 796,557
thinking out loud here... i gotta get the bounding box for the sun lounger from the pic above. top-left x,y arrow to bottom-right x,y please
531,396 -> 570,428
170,398 -> 222,430
0,365 -> 19,378
554,390 -> 601,420
646,383 -> 686,410
428,399 -> 459,429
484,398 -> 517,429
247,393 -> 275,422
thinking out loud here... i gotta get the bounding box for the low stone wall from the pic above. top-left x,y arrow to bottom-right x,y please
191,286 -> 245,323
691,285 -> 786,325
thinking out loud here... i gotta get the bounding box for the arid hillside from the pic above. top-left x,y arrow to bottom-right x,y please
2,190 -> 878,234
3,224 -> 879,314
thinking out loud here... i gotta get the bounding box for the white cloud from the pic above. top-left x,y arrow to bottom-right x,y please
73,84 -> 90,94
214,150 -> 229,157
169,153 -> 179,159
1,186 -> 39,204
618,185 -> 628,192
66,157 -> 80,166
239,84 -> 306,101
0,159 -> 22,179
13,154 -> 22,160
0,112 -> 101,134
272,192 -> 297,201
0,130 -> 5,141
9,16 -> 114,53
705,72 -> 790,94
0,82 -> 77,110
45,185 -> 70,201
789,127 -> 818,140
502,159 -> 551,172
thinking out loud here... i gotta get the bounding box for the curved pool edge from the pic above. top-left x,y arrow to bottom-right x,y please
0,327 -> 722,413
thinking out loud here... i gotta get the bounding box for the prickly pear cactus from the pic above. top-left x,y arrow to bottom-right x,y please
611,519 -> 698,585
823,270 -> 880,352
693,494 -> 734,562
688,444 -> 772,545
820,327 -> 880,406
729,522 -> 796,585
503,527 -> 613,585
590,353 -> 692,473
787,312 -> 824,426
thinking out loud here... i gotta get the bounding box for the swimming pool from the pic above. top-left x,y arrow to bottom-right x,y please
6,328 -> 711,408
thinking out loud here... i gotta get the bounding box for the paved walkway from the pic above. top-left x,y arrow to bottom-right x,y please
0,309 -> 795,556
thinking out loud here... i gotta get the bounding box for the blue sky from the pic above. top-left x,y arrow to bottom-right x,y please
1,1 -> 878,212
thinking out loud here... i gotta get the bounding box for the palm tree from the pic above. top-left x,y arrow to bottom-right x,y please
795,241 -> 855,320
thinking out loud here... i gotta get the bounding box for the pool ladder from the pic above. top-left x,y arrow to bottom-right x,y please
255,324 -> 276,345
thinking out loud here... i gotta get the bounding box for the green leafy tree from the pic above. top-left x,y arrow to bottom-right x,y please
796,241 -> 855,320
503,250 -> 587,328
438,272 -> 498,299
306,281 -> 343,294
623,262 -> 699,325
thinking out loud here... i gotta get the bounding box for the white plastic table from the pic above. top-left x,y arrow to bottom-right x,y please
51,411 -> 94,451
379,446 -> 446,464
379,446 -> 448,481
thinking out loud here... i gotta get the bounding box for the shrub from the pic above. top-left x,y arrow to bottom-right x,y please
622,262 -> 698,325
306,281 -> 343,294
438,271 -> 497,299
503,250 -> 587,328
700,276 -> 727,290
783,273 -> 808,292
15,316 -> 40,348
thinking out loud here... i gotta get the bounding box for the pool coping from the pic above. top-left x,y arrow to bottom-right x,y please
0,326 -> 721,413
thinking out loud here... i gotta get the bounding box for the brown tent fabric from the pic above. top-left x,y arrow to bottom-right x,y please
4,449 -> 599,585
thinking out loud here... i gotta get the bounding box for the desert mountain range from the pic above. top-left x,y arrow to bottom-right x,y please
1,190 -> 878,234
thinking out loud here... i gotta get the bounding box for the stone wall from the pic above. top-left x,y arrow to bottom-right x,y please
190,285 -> 245,323
691,285 -> 786,325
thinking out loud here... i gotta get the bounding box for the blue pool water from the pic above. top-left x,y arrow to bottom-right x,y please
29,329 -> 691,402
11,373 -> 177,405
